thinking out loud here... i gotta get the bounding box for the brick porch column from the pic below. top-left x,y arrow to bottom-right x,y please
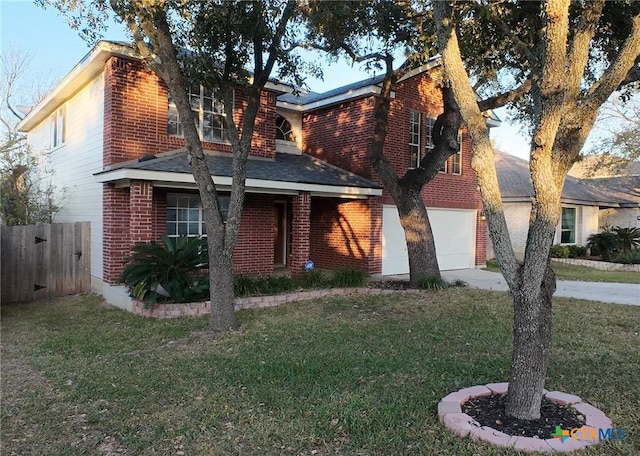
103,184 -> 130,285
130,181 -> 154,244
290,192 -> 311,274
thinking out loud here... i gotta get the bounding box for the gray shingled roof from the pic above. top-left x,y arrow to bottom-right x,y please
97,150 -> 381,190
278,74 -> 386,105
496,152 -> 638,207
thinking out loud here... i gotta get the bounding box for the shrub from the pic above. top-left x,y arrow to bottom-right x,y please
120,236 -> 209,306
297,270 -> 326,289
612,226 -> 640,253
448,279 -> 467,288
486,258 -> 499,269
550,244 -> 569,258
329,268 -> 368,288
587,231 -> 621,262
567,245 -> 587,258
612,250 -> 640,264
417,275 -> 448,290
234,274 -> 297,297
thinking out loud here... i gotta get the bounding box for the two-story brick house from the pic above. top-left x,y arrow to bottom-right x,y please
18,41 -> 491,309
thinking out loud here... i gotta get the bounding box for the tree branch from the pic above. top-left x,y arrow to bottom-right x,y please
564,0 -> 604,101
477,79 -> 532,111
583,14 -> 640,111
480,2 -> 538,66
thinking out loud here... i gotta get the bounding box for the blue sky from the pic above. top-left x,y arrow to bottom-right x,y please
1,0 -> 531,158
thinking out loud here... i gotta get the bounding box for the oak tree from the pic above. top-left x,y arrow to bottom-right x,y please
432,0 -> 640,419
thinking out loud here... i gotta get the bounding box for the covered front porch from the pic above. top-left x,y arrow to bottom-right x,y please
95,149 -> 383,287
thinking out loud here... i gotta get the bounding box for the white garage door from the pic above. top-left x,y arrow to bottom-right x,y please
382,206 -> 477,275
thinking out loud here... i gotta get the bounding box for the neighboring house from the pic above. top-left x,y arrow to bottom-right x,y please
489,152 -> 640,259
568,156 -> 640,229
18,41 -> 492,309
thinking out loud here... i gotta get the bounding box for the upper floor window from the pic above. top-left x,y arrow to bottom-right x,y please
561,207 -> 576,244
50,106 -> 65,148
276,115 -> 296,142
167,84 -> 228,142
409,110 -> 422,168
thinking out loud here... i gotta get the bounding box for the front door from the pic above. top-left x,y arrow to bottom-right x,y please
274,201 -> 288,266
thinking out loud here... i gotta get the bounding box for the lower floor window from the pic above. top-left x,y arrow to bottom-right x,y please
166,193 -> 229,239
561,207 -> 576,244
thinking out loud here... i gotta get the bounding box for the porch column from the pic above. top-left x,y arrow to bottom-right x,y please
130,181 -> 154,244
290,191 -> 311,274
103,184 -> 130,285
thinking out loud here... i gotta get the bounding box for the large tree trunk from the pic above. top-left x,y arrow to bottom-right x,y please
396,192 -> 440,284
208,250 -> 238,331
369,66 -> 463,283
506,264 -> 555,419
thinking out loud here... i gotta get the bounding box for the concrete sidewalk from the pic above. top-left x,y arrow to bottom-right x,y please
440,269 -> 639,306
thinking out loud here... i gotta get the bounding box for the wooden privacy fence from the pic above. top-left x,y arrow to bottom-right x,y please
1,222 -> 90,304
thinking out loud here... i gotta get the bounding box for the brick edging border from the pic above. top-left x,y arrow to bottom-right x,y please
131,286 -> 423,318
438,383 -> 613,453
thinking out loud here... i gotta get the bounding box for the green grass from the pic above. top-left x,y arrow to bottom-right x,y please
485,258 -> 640,284
2,291 -> 639,455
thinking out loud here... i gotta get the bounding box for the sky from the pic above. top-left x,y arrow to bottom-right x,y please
0,0 -> 532,159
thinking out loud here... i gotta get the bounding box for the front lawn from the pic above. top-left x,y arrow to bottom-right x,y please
2,291 -> 639,455
485,258 -> 640,283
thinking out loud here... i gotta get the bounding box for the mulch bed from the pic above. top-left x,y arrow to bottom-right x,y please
463,394 -> 585,439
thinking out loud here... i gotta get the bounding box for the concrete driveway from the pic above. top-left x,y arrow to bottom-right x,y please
441,269 -> 639,306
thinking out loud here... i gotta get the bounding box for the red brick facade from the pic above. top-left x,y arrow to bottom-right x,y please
310,198 -> 382,272
100,55 -> 486,284
302,71 -> 487,267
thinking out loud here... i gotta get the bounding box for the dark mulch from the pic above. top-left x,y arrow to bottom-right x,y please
369,280 -> 415,290
463,394 -> 585,439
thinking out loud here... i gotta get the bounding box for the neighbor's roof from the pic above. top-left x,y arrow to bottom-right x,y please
496,152 -> 639,207
95,150 -> 382,198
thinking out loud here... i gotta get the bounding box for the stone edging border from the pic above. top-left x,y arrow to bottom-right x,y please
131,287 -> 424,318
438,383 -> 613,453
552,258 -> 640,272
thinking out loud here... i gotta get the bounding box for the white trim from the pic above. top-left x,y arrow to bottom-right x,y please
18,41 -> 135,131
95,169 -> 382,197
396,59 -> 442,83
276,86 -> 394,112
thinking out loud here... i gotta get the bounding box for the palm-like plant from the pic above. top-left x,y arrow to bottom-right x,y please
612,226 -> 640,253
120,235 -> 209,305
587,231 -> 620,262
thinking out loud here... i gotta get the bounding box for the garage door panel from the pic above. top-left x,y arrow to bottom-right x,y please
382,206 -> 476,275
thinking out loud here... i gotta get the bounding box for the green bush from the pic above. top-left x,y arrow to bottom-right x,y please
611,250 -> 640,264
486,258 -> 499,269
329,268 -> 368,288
612,226 -> 640,253
120,236 -> 209,306
567,245 -> 587,258
587,231 -> 621,262
417,275 -> 448,290
234,274 -> 297,297
550,244 -> 570,258
297,270 -> 326,289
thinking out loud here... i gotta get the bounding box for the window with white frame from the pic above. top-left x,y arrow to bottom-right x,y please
561,207 -> 576,244
50,106 -> 65,148
276,115 -> 296,142
425,114 -> 451,173
166,193 -> 230,239
450,135 -> 462,174
167,84 -> 228,142
409,110 -> 422,168
425,115 -> 437,151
